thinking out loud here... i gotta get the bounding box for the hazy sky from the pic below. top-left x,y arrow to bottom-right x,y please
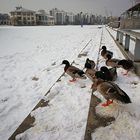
0,0 -> 136,16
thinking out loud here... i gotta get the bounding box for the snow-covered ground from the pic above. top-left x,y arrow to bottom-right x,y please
92,28 -> 140,140
0,25 -> 140,140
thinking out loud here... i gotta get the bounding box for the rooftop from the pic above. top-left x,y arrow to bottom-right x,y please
10,6 -> 35,13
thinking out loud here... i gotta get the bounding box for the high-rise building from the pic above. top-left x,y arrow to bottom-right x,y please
50,8 -> 66,25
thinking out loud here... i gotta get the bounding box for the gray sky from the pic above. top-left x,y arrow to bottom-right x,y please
0,0 -> 136,16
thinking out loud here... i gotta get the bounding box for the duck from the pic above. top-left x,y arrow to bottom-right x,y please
85,58 -> 96,70
84,62 -> 96,82
100,66 -> 117,81
117,59 -> 134,75
106,54 -> 121,68
101,46 -> 113,59
95,66 -> 117,81
91,79 -> 132,107
95,71 -> 106,81
62,60 -> 86,82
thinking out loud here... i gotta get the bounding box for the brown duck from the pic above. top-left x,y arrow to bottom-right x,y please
84,62 -> 96,82
62,60 -> 86,82
118,59 -> 134,75
106,54 -> 121,68
85,58 -> 96,70
92,79 -> 131,107
101,46 -> 113,59
100,66 -> 117,81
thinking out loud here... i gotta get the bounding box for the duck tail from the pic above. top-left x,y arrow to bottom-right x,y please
109,82 -> 132,103
121,90 -> 131,103
77,70 -> 85,76
76,70 -> 86,79
117,86 -> 132,103
73,70 -> 85,76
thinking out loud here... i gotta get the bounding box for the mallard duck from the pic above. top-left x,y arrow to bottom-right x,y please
100,66 -> 117,81
85,58 -> 95,70
101,46 -> 113,59
84,63 -> 96,82
92,79 -> 131,107
117,59 -> 134,75
62,60 -> 86,82
95,71 -> 106,81
106,54 -> 121,68
95,66 -> 117,81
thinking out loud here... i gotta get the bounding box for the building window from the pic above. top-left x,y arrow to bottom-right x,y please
132,11 -> 139,18
17,12 -> 21,15
17,17 -> 21,20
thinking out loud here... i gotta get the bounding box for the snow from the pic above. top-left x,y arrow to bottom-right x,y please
0,25 -> 100,140
91,28 -> 140,140
0,25 -> 140,140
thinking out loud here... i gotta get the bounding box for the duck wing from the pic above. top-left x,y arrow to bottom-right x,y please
107,51 -> 113,57
106,59 -> 120,67
68,66 -> 86,79
107,82 -> 131,103
67,65 -> 80,73
85,69 -> 96,81
103,51 -> 113,60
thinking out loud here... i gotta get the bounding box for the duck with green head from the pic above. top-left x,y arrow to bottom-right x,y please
95,66 -> 117,81
100,66 -> 117,81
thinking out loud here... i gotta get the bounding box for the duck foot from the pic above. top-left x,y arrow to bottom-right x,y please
101,100 -> 113,107
108,100 -> 113,104
102,103 -> 109,107
69,79 -> 76,82
121,71 -> 128,76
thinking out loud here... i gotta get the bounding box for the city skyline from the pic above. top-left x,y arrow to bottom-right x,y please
0,0 -> 136,16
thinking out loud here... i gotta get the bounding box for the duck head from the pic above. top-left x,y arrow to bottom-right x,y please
62,60 -> 70,66
95,71 -> 104,79
84,62 -> 92,69
101,46 -> 106,50
86,58 -> 90,63
100,66 -> 109,72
